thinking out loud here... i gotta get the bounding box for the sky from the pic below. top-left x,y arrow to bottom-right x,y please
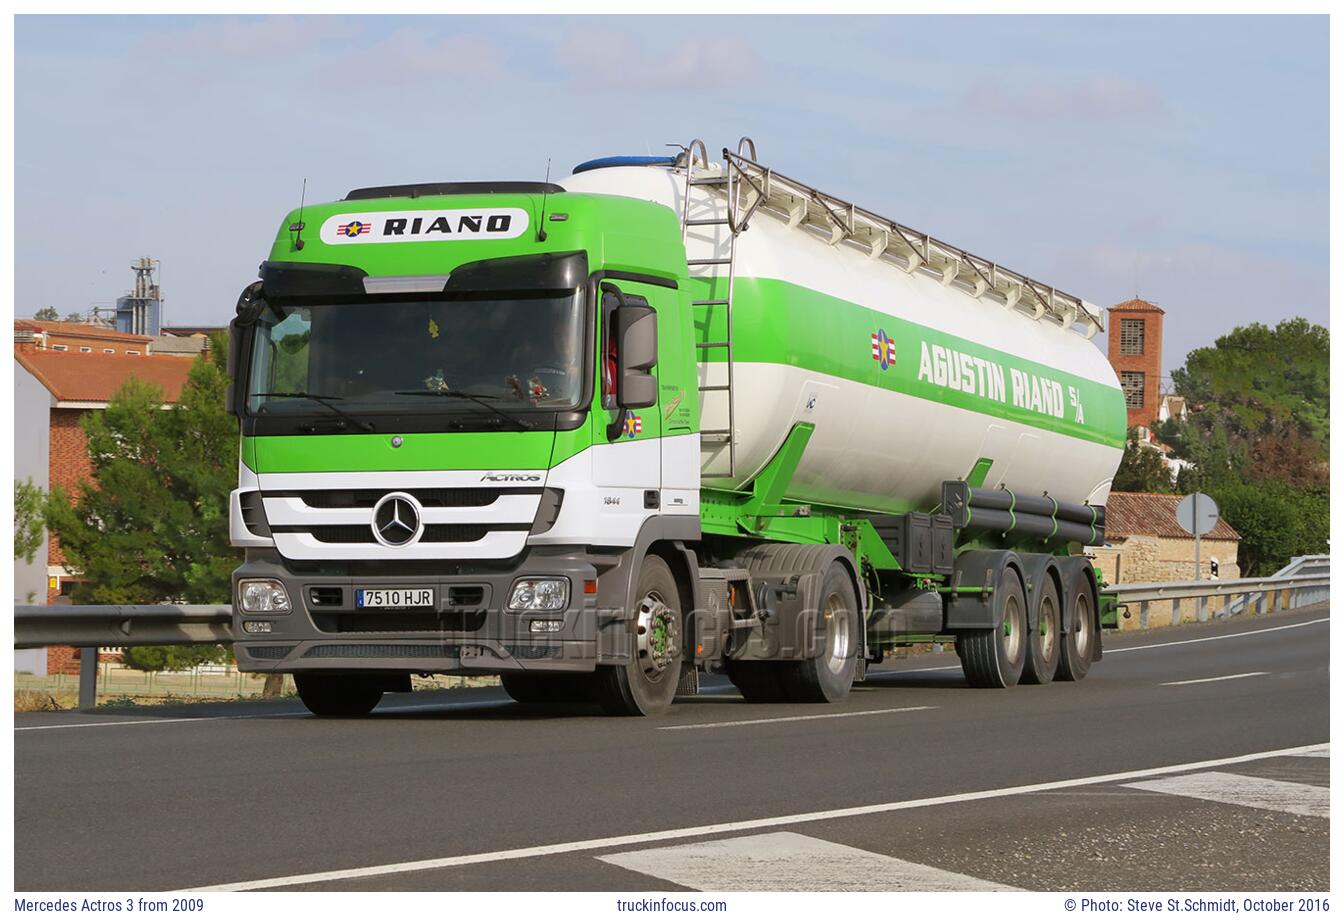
13,14 -> 1329,379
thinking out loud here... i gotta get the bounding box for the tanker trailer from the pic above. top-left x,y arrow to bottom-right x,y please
226,137 -> 1125,718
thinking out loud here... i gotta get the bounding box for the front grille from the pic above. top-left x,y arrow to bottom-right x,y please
288,524 -> 519,544
505,645 -> 562,659
243,645 -> 294,660
302,644 -> 460,659
285,488 -> 539,509
315,610 -> 488,633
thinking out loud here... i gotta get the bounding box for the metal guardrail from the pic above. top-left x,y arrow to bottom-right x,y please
15,603 -> 233,711
1104,559 -> 1330,630
15,604 -> 233,650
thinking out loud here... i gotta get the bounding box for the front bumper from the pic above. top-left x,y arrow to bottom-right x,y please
232,548 -> 604,674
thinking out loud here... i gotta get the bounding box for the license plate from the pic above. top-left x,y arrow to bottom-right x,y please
356,588 -> 434,609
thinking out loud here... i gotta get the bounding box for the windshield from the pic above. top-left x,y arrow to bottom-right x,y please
246,291 -> 586,417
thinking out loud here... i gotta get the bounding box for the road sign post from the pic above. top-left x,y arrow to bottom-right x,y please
1176,491 -> 1220,582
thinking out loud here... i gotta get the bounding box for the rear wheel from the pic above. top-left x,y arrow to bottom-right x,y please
1057,567 -> 1097,681
956,568 -> 1028,688
295,674 -> 384,717
500,673 -> 594,705
593,555 -> 683,716
1022,579 -> 1061,685
779,562 -> 861,703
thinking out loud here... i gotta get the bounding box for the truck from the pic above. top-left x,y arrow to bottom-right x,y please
226,137 -> 1126,717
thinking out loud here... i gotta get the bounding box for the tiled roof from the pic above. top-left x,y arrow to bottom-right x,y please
1109,298 -> 1164,314
14,350 -> 197,403
1105,491 -> 1240,541
15,319 -> 153,344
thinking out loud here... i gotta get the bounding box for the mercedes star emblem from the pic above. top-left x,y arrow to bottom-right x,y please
371,492 -> 423,546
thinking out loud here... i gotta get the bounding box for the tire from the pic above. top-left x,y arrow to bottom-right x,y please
777,562 -> 861,703
593,555 -> 683,716
500,673 -> 594,705
726,660 -> 790,703
294,673 -> 384,717
1057,566 -> 1097,682
1021,577 -> 1061,685
956,567 -> 1028,688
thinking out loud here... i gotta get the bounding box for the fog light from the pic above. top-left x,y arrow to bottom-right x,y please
238,578 -> 291,613
529,619 -> 564,633
242,620 -> 273,634
507,577 -> 569,611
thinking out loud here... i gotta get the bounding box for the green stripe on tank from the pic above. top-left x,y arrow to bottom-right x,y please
696,277 -> 1126,450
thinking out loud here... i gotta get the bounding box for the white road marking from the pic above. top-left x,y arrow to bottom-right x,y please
659,706 -> 936,731
597,831 -> 1017,892
1124,771 -> 1329,818
188,741 -> 1325,891
1107,617 -> 1327,653
1293,745 -> 1330,758
14,698 -> 512,732
1161,671 -> 1268,686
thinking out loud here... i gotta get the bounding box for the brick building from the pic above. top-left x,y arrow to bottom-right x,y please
13,337 -> 196,675
1090,491 -> 1241,589
14,319 -> 153,356
1107,298 -> 1165,430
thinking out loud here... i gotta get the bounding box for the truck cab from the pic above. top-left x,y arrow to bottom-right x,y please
227,181 -> 703,716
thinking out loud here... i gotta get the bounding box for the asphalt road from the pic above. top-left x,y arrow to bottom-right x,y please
14,604 -> 1329,892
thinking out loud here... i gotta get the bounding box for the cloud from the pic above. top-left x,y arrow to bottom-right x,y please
140,16 -> 359,60
319,28 -> 511,83
963,74 -> 1162,120
554,29 -> 760,90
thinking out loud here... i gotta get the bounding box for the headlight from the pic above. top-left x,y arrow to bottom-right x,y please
507,578 -> 569,611
238,578 -> 291,613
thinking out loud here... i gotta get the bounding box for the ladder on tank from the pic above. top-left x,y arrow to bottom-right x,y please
678,137 -> 768,480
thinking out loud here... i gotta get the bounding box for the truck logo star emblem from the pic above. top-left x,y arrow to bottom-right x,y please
371,492 -> 423,547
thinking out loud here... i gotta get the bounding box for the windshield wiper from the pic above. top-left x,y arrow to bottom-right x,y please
393,389 -> 533,431
250,391 -> 375,433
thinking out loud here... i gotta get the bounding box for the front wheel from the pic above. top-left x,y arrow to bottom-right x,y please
500,673 -> 594,705
294,674 -> 384,717
593,555 -> 683,716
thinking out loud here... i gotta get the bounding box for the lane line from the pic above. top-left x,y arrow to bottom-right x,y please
597,831 -> 1018,892
659,706 -> 936,731
1106,617 -> 1327,654
1161,671 -> 1268,687
1294,745 -> 1330,758
188,741 -> 1326,891
1123,771 -> 1329,818
14,698 -> 513,732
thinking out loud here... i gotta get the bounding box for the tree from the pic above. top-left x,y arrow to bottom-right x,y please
1171,317 -> 1328,462
33,306 -> 58,321
63,311 -> 86,323
122,645 -> 228,673
1112,429 -> 1175,493
1208,479 -> 1328,577
45,342 -> 241,673
14,479 -> 46,564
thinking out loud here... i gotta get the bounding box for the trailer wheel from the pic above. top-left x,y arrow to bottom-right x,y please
295,674 -> 384,717
1057,567 -> 1097,682
593,555 -> 682,716
500,673 -> 594,705
779,561 -> 860,703
955,567 -> 1027,688
1021,579 -> 1061,685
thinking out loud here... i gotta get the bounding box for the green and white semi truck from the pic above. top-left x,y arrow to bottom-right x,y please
227,138 -> 1126,717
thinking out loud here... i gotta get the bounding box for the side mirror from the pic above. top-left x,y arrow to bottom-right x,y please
615,303 -> 657,409
226,281 -> 266,418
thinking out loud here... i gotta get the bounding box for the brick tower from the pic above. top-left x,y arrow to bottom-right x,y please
1107,298 -> 1164,430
